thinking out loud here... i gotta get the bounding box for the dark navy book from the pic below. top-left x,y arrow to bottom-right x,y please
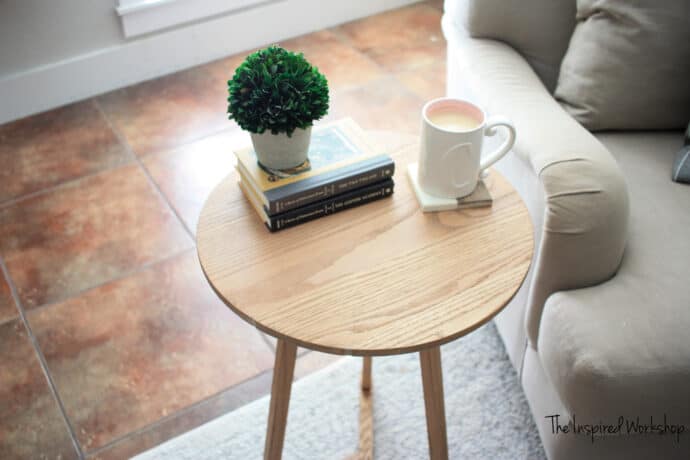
239,178 -> 395,232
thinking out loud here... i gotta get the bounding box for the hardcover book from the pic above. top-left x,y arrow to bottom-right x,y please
239,177 -> 395,232
234,118 -> 395,215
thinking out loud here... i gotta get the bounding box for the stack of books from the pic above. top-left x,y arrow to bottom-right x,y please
235,118 -> 395,232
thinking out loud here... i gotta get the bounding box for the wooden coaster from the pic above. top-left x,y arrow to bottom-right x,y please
407,163 -> 492,212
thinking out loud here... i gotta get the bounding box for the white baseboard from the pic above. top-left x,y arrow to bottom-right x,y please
0,0 -> 419,125
116,0 -> 267,38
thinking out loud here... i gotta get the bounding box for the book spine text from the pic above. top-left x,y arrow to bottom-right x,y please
270,161 -> 394,214
270,180 -> 394,231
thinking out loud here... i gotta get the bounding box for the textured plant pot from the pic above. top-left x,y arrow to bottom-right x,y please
250,127 -> 311,170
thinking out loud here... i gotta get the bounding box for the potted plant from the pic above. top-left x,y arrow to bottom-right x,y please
227,45 -> 329,170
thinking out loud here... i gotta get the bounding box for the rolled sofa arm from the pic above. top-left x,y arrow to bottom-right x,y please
442,16 -> 630,348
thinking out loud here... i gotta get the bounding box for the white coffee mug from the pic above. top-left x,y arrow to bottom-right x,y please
418,97 -> 516,198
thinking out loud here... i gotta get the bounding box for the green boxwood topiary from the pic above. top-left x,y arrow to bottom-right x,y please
227,45 -> 329,137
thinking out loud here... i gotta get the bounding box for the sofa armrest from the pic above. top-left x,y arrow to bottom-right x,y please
443,16 -> 630,348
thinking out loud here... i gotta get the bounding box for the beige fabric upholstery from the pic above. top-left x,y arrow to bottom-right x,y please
490,150 -> 544,373
445,0 -> 576,92
539,132 -> 690,422
446,31 -> 548,373
444,6 -> 690,457
442,18 -> 629,347
523,346 -> 690,459
555,0 -> 690,130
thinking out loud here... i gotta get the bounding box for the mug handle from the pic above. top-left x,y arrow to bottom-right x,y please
479,116 -> 516,172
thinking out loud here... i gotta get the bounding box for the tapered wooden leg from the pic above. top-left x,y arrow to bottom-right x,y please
361,356 -> 372,392
420,346 -> 448,460
360,357 -> 374,459
347,357 -> 374,460
264,339 -> 297,460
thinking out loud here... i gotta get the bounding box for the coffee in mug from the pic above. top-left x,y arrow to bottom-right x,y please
418,98 -> 516,199
426,110 -> 481,132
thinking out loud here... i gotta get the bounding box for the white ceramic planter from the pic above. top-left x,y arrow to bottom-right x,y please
250,127 -> 311,170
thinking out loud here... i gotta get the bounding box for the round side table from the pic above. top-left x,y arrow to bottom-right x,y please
197,133 -> 533,460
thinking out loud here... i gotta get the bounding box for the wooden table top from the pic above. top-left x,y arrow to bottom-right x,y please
197,132 -> 533,356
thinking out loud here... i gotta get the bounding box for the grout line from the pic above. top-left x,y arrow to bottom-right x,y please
26,246 -> 195,315
93,100 -> 197,238
136,124 -> 236,160
86,343 -> 309,457
85,366 -> 276,458
327,3 -> 447,76
326,27 -> 390,78
93,99 -> 196,240
0,160 -> 134,211
0,257 -> 86,460
325,14 -> 441,86
0,125 -> 236,211
326,24 -> 441,103
0,100 -> 133,210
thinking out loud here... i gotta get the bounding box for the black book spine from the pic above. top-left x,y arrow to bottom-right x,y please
269,179 -> 394,232
268,159 -> 395,215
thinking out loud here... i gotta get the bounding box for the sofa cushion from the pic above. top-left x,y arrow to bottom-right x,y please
539,131 -> 690,422
445,0 -> 576,92
555,0 -> 690,130
442,25 -> 629,347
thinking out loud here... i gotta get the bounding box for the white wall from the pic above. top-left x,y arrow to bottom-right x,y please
0,0 -> 420,124
0,0 -> 122,78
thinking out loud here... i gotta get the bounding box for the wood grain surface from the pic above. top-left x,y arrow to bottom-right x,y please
420,346 -> 448,460
197,134 -> 533,356
264,339 -> 296,460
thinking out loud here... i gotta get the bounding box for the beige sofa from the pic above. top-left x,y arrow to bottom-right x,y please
442,1 -> 690,459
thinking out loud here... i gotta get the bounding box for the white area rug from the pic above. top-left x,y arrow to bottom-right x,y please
135,323 -> 545,459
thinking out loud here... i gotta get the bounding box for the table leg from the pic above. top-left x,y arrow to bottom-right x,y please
264,339 -> 297,460
347,357 -> 374,460
420,346 -> 449,460
362,356 -> 372,392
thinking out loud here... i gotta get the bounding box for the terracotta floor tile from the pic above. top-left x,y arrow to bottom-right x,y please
143,130 -> 249,233
91,352 -> 350,459
396,60 -> 447,101
330,77 -> 425,134
88,370 -> 274,459
335,4 -> 446,72
0,319 -> 79,460
0,273 -> 16,325
90,349 -> 344,459
0,165 -> 192,308
91,349 -> 344,459
0,8 -> 452,457
0,100 -> 130,203
281,30 -> 386,91
97,60 -> 241,157
28,251 -> 275,452
202,48 -> 259,84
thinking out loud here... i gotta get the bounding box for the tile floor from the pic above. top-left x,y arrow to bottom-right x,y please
0,2 -> 446,458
